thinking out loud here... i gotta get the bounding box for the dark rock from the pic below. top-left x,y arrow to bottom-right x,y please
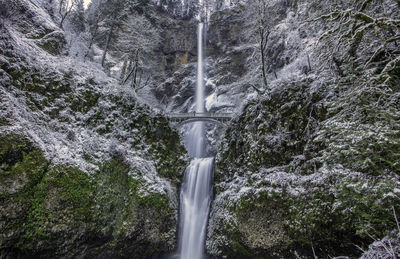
0,134 -> 183,259
36,31 -> 66,55
154,12 -> 198,76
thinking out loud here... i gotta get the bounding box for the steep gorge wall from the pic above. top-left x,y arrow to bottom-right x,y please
206,0 -> 400,258
0,0 -> 188,258
1,0 -> 399,258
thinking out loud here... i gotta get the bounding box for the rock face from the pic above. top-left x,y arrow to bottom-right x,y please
155,11 -> 198,76
0,0 -> 188,257
0,134 -> 180,258
206,0 -> 400,258
37,31 -> 66,55
207,80 -> 400,258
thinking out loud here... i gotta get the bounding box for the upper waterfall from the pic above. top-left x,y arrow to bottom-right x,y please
196,22 -> 205,114
186,22 -> 206,158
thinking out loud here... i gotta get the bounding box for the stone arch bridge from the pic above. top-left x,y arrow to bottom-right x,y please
168,112 -> 234,125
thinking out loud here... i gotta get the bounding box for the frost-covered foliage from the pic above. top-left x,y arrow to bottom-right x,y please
206,0 -> 400,257
117,14 -> 161,89
0,0 -> 188,256
41,0 -> 167,92
361,231 -> 400,259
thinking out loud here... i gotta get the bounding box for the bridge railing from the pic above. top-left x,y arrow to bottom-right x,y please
168,112 -> 233,118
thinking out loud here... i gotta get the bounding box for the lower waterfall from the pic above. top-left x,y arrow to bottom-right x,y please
178,158 -> 213,259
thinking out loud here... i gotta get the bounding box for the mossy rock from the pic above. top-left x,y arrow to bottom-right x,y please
216,81 -> 326,183
70,89 -> 101,113
0,133 -> 48,196
36,31 -> 66,56
0,135 -> 178,258
132,113 -> 187,184
211,77 -> 400,257
91,158 -> 176,257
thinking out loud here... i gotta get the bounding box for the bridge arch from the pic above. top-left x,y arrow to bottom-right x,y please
175,118 -> 228,127
168,112 -> 233,127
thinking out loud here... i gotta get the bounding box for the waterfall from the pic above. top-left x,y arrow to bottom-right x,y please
196,23 -> 205,114
186,22 -> 206,158
178,22 -> 213,259
179,158 -> 213,259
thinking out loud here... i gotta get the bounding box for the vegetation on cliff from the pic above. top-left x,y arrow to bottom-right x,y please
207,0 -> 400,258
0,133 -> 180,258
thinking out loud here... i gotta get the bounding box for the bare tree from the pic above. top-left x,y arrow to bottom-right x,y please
100,21 -> 115,67
59,0 -> 79,29
243,0 -> 273,92
117,14 -> 160,90
99,0 -> 127,67
84,0 -> 106,59
313,0 -> 400,86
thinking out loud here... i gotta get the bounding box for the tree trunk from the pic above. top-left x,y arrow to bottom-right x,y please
260,29 -> 269,87
132,50 -> 139,88
120,59 -> 128,82
59,0 -> 74,30
261,42 -> 267,86
59,13 -> 68,29
101,24 -> 115,67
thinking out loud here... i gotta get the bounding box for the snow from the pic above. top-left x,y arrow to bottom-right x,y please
361,232 -> 400,259
0,0 -> 180,203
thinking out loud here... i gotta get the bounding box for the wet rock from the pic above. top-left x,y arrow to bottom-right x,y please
0,134 -> 183,259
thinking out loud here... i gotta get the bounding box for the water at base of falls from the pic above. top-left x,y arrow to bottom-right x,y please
179,158 -> 213,259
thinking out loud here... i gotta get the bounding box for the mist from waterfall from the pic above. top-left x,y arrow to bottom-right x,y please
178,22 -> 213,259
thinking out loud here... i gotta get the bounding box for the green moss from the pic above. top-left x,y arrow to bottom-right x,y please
38,41 -> 61,56
0,129 -> 177,257
70,89 -> 100,113
0,134 -> 48,196
217,82 -> 325,178
92,158 -> 174,253
93,159 -> 131,237
223,173 -> 400,258
142,115 -> 187,184
46,166 -> 94,221
0,117 -> 9,126
321,120 -> 400,176
137,191 -> 170,214
0,134 -> 50,250
230,230 -> 253,258
0,134 -> 34,169
19,180 -> 52,249
334,177 -> 400,238
95,158 -> 171,220
15,165 -> 93,250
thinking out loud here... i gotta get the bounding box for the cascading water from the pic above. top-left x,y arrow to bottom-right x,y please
186,21 -> 206,158
178,22 -> 213,259
179,157 -> 213,259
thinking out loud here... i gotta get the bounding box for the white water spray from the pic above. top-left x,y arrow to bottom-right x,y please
178,22 -> 213,259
